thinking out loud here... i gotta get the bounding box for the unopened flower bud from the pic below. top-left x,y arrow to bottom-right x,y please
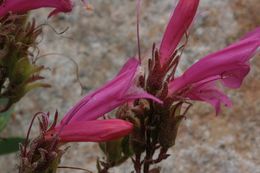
158,103 -> 184,149
99,137 -> 132,167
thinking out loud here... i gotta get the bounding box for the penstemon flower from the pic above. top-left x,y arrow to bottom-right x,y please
145,0 -> 260,114
19,58 -> 162,173
20,111 -> 133,173
158,0 -> 260,114
168,28 -> 260,113
46,58 -> 162,142
0,0 -> 93,18
0,0 -> 73,18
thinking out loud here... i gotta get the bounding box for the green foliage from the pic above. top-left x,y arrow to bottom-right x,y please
0,137 -> 25,155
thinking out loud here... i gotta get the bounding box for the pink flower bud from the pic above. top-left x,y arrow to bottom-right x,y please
159,0 -> 200,65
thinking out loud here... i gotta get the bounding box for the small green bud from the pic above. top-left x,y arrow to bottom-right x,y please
99,136 -> 133,167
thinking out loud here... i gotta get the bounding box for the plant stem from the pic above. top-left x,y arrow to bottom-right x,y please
134,153 -> 141,173
143,115 -> 153,173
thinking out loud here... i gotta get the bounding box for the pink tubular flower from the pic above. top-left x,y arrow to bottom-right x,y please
60,58 -> 162,125
45,58 -> 162,142
168,27 -> 260,113
45,119 -> 133,142
159,0 -> 200,65
0,0 -> 73,18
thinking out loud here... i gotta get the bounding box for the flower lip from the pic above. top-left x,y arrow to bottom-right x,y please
169,35 -> 260,95
167,28 -> 259,114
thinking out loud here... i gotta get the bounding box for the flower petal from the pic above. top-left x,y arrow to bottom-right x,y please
0,0 -> 73,18
45,119 -> 133,142
187,81 -> 232,115
169,29 -> 260,95
159,0 -> 200,65
61,58 -> 162,125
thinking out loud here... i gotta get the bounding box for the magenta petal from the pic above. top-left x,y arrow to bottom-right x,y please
0,0 -> 73,17
125,86 -> 163,104
159,0 -> 200,65
221,63 -> 250,88
46,119 -> 133,142
169,29 -> 260,94
60,58 -> 162,125
187,81 -> 232,115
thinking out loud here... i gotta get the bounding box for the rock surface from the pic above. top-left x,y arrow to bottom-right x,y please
0,0 -> 259,172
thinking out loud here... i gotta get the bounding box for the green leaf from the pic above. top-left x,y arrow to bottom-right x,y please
0,98 -> 13,132
121,136 -> 133,157
0,137 -> 25,155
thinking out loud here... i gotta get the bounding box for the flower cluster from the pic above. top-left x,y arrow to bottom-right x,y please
99,0 -> 259,172
1,0 -> 258,173
20,58 -> 161,172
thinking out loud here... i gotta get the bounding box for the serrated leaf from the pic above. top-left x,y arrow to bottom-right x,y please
0,137 -> 25,155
